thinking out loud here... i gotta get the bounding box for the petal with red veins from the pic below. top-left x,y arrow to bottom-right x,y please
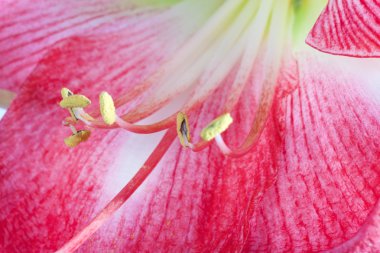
4,1 -> 379,252
0,17 -> 283,251
245,53 -> 380,252
306,0 -> 380,57
78,93 -> 281,252
0,0 -> 216,93
0,0 -> 125,92
327,199 -> 380,252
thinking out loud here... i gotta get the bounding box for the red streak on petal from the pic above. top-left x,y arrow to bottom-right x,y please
327,199 -> 380,252
244,53 -> 380,252
0,0 -> 175,92
56,128 -> 177,253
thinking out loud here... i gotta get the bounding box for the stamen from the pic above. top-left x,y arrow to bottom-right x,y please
72,108 -> 92,125
59,95 -> 91,109
53,1 -> 294,250
69,125 -> 78,134
59,88 -> 176,134
60,87 -> 77,121
200,113 -> 233,141
114,115 -> 175,134
61,87 -> 73,98
64,130 -> 91,148
176,112 -> 192,148
214,134 -> 232,155
84,113 -> 175,134
190,139 -> 211,152
174,112 -> 223,152
99,91 -> 116,125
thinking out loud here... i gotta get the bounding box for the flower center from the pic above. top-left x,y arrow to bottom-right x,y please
55,1 -> 329,251
59,0 -> 294,155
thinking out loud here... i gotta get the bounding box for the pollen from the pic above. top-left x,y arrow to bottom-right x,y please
60,87 -> 78,121
176,112 -> 191,147
99,91 -> 116,125
60,94 -> 91,109
200,113 -> 233,141
61,87 -> 73,98
64,130 -> 91,148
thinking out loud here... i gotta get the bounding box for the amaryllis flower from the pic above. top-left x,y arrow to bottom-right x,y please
0,0 -> 379,252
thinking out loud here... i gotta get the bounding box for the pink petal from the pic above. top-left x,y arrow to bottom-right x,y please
245,53 -> 380,252
0,0 -> 182,92
327,199 -> 380,252
2,2 -> 379,252
306,0 -> 380,57
0,25 -> 282,251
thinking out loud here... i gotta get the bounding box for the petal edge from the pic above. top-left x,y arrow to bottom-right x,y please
306,0 -> 380,58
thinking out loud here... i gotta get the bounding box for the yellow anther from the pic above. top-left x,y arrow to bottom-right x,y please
60,88 -> 77,121
99,91 -> 116,125
60,95 -> 91,109
64,130 -> 91,148
61,87 -> 73,98
176,112 -> 191,147
200,113 -> 233,141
